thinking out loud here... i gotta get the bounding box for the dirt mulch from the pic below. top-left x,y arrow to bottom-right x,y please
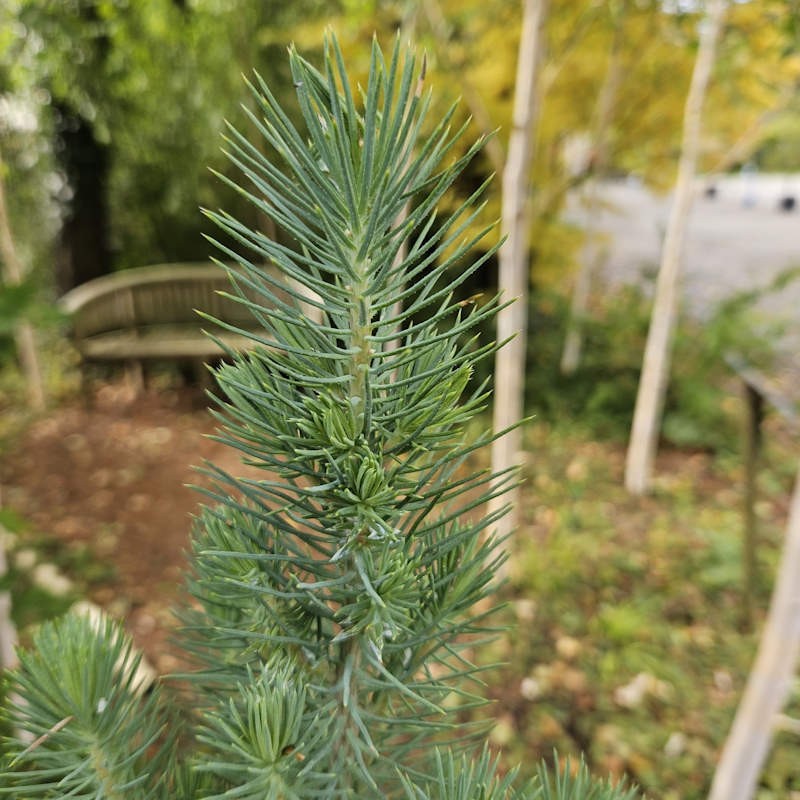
1,381 -> 257,673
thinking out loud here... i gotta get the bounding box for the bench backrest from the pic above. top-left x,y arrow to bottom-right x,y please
59,263 -> 285,340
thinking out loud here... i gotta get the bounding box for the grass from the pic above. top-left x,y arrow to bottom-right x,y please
466,417 -> 799,800
0,508 -> 115,638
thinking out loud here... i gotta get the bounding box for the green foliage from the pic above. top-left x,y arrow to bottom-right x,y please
522,286 -> 648,439
399,750 -> 639,800
2,0 -> 331,271
0,508 -> 113,623
520,265 -> 800,451
185,35 -> 508,794
757,104 -> 800,171
0,279 -> 66,337
468,421 -> 798,799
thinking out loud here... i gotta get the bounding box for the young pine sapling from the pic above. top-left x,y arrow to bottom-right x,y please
1,37 -> 642,800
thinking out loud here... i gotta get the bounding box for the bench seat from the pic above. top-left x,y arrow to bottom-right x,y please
73,326 -> 259,361
59,262 -> 285,391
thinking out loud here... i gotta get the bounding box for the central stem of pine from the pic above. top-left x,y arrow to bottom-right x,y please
348,252 -> 373,439
333,639 -> 376,795
90,744 -> 127,800
331,246 -> 379,787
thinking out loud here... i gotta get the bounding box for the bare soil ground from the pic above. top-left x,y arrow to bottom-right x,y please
1,381 -> 252,672
0,376 -> 757,674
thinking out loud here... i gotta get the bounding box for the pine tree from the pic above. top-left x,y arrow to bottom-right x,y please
0,36 -> 642,799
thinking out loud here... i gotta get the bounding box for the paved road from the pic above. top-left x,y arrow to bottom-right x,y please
567,177 -> 800,351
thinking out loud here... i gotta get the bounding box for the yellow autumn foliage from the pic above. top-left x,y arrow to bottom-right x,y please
284,0 -> 799,289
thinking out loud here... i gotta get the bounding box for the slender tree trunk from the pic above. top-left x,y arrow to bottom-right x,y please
624,0 -> 727,494
0,523 -> 17,670
420,0 -> 505,174
489,0 -> 548,543
0,150 -> 46,411
560,19 -> 623,375
708,461 -> 800,800
0,155 -> 24,670
559,214 -> 599,375
709,85 -> 795,175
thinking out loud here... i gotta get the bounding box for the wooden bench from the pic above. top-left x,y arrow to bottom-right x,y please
59,262 -> 283,390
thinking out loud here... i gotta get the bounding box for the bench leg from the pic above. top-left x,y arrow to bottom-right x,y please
742,381 -> 764,631
78,358 -> 93,409
125,360 -> 145,396
193,359 -> 214,394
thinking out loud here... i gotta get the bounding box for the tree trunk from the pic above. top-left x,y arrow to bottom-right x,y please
560,17 -> 623,376
489,0 -> 548,544
709,84 -> 795,176
0,523 -> 17,670
0,150 -> 36,667
708,461 -> 800,800
420,0 -> 505,175
53,104 -> 112,293
624,0 -> 727,495
0,149 -> 46,411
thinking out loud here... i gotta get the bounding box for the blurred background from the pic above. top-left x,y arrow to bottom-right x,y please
1,1 -> 799,798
